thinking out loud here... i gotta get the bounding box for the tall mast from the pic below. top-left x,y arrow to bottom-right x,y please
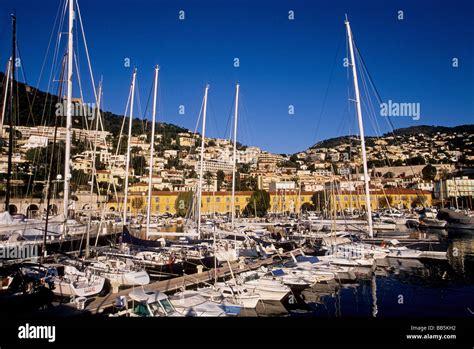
44,57 -> 67,258
197,85 -> 209,239
5,15 -> 16,213
231,84 -> 240,229
345,15 -> 373,237
63,0 -> 74,222
85,80 -> 102,258
146,65 -> 159,239
0,59 -> 11,154
123,69 -> 137,226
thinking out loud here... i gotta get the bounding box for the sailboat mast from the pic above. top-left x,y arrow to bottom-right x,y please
63,0 -> 74,221
5,15 -> 16,213
231,84 -> 240,229
123,69 -> 137,226
85,80 -> 102,258
345,15 -> 374,237
0,59 -> 11,134
146,65 -> 159,239
197,85 -> 209,238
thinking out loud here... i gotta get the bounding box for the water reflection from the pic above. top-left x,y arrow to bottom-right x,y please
253,232 -> 474,317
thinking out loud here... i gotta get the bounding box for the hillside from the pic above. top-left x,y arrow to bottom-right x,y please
387,125 -> 474,137
309,125 -> 474,151
0,72 -> 189,138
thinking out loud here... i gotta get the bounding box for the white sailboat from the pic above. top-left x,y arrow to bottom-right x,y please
86,257 -> 150,287
344,15 -> 374,239
45,264 -> 105,298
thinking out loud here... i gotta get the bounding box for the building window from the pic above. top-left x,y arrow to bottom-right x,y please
236,197 -> 239,202
206,197 -> 210,203
216,197 -> 221,203
165,206 -> 170,211
155,197 -> 159,203
226,197 -> 230,203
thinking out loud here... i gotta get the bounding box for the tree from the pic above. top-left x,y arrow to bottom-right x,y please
438,168 -> 450,180
131,155 -> 146,176
238,163 -> 250,174
311,191 -> 327,211
216,170 -> 225,191
95,154 -> 106,170
289,154 -> 299,163
301,202 -> 315,212
411,196 -> 426,208
243,190 -> 270,217
406,156 -> 426,165
165,156 -> 183,170
203,171 -> 214,191
378,196 -> 393,209
421,164 -> 437,181
71,169 -> 88,187
240,176 -> 257,191
131,197 -> 144,214
175,191 -> 193,217
383,171 -> 395,179
277,160 -> 298,168
393,159 -> 404,166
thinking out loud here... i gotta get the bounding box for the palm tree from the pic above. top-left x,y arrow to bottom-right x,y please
204,171 -> 214,192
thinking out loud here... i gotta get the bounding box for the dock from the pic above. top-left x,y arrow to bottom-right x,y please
70,249 -> 302,315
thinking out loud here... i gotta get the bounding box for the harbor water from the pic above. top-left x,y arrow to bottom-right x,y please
248,230 -> 474,317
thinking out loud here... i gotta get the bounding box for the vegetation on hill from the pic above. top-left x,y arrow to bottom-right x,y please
0,72 -> 189,138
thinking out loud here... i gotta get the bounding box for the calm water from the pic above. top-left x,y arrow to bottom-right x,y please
254,231 -> 474,317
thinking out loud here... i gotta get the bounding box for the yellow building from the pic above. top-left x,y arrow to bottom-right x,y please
96,170 -> 119,186
329,188 -> 432,211
106,188 -> 432,215
108,191 -> 179,215
107,190 -> 314,215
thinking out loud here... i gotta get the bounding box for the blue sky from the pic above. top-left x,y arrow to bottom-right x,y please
0,0 -> 472,154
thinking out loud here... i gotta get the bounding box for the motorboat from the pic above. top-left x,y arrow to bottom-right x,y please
169,290 -> 227,317
111,289 -> 181,317
236,271 -> 290,301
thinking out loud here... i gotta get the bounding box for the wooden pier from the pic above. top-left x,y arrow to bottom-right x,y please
71,249 -> 302,315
